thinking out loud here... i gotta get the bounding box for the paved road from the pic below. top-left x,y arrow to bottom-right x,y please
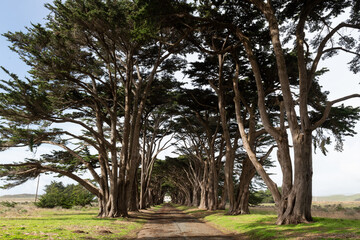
136,204 -> 235,240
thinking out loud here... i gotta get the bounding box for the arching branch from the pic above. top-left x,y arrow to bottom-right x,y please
311,94 -> 360,130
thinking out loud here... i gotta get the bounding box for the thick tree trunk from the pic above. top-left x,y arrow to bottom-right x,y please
97,197 -> 107,217
147,188 -> 153,207
184,190 -> 192,206
139,185 -> 146,209
235,157 -> 256,214
192,187 -> 200,207
97,182 -> 110,217
198,183 -> 207,209
225,149 -> 237,214
128,175 -> 139,212
237,190 -> 250,214
117,183 -> 129,217
198,161 -> 209,209
218,181 -> 227,210
276,132 -> 313,224
207,162 -> 217,210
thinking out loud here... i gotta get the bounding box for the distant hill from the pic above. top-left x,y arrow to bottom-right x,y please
313,194 -> 360,202
0,194 -> 37,199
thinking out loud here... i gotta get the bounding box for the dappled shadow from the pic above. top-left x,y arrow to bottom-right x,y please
134,204 -> 241,239
133,235 -> 238,239
206,214 -> 360,239
49,212 -> 98,216
132,205 -> 360,239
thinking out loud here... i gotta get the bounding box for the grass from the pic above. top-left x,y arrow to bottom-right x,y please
151,204 -> 164,211
0,202 -> 146,239
177,205 -> 360,239
313,194 -> 360,202
174,204 -> 195,211
2,200 -> 360,239
253,202 -> 360,220
204,213 -> 360,239
312,201 -> 360,208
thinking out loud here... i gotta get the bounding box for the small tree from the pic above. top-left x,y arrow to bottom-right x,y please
35,181 -> 94,209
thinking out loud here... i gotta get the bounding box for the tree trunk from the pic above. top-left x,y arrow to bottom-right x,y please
185,188 -> 192,206
97,197 -> 107,217
210,52 -> 238,214
198,183 -> 207,209
207,162 -> 217,210
139,184 -> 146,209
139,161 -> 146,209
276,132 -> 313,224
198,160 -> 209,209
147,188 -> 153,207
235,157 -> 256,214
117,182 -> 129,217
191,186 -> 199,206
218,181 -> 227,210
128,174 -> 139,212
225,149 -> 237,214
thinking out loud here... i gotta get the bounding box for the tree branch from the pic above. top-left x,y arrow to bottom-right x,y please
311,94 -> 360,130
310,23 -> 360,81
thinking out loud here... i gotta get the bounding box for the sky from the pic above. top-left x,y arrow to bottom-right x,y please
0,1 -> 359,198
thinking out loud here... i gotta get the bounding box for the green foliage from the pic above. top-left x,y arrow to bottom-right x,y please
0,201 -> 17,208
251,189 -> 275,204
35,181 -> 94,209
309,79 -> 360,154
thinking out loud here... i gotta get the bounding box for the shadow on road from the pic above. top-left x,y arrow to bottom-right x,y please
130,204 -> 246,240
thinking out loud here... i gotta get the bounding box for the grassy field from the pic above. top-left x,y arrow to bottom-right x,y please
204,212 -> 360,239
313,193 -> 360,202
1,199 -> 359,239
0,201 -> 146,239
252,201 -> 360,220
177,203 -> 360,240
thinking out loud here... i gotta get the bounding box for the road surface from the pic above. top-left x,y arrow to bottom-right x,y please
136,204 -> 236,240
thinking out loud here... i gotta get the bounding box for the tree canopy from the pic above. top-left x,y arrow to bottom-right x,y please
0,0 -> 359,225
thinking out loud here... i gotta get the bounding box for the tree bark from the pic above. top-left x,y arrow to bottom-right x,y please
235,157 -> 256,214
276,132 -> 313,224
218,181 -> 228,210
198,160 -> 209,209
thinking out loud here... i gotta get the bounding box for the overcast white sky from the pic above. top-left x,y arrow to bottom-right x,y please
0,1 -> 359,197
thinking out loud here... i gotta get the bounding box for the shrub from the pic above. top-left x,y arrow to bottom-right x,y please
251,189 -> 275,204
335,204 -> 345,211
35,181 -> 94,209
352,206 -> 360,212
0,201 -> 17,208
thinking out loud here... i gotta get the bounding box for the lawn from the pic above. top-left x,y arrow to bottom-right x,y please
0,202 -> 146,239
179,205 -> 360,239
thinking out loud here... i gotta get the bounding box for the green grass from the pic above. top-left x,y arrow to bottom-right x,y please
173,204 -> 200,212
151,204 -> 164,211
0,204 -> 146,239
203,212 -> 360,239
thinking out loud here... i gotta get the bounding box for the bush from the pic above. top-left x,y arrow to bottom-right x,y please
335,204 -> 345,211
0,201 -> 17,208
250,189 -> 275,204
35,181 -> 95,209
353,206 -> 360,212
